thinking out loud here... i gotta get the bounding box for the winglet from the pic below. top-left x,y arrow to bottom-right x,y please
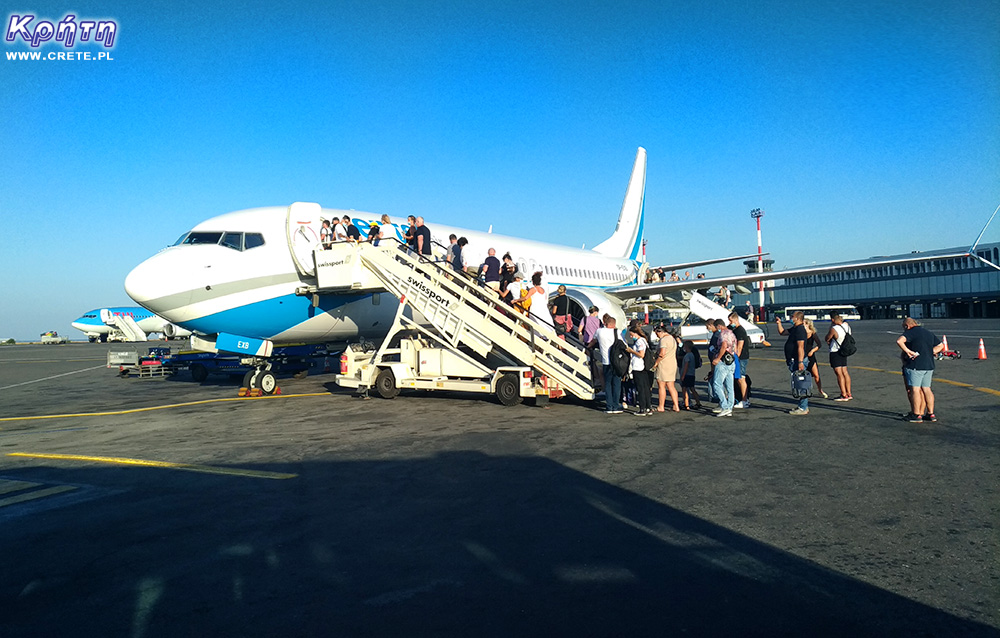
593,147 -> 646,261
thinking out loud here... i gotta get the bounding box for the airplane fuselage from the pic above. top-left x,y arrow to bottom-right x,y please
125,206 -> 642,344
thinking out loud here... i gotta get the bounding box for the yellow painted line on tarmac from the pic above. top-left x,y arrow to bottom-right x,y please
7,453 -> 297,480
754,357 -> 997,396
0,391 -> 331,423
0,484 -> 77,508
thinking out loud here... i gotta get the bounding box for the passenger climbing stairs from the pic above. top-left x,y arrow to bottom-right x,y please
315,241 -> 595,401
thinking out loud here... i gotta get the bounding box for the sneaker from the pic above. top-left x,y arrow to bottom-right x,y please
821,391 -> 829,399
733,401 -> 745,409
907,413 -> 923,423
743,400 -> 751,408
634,411 -> 647,417
926,413 -> 937,422
788,407 -> 809,415
712,407 -> 724,414
604,410 -> 616,414
833,396 -> 849,402
716,409 -> 733,417
612,410 -> 624,414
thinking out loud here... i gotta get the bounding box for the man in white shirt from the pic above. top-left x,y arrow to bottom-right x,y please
593,316 -> 623,414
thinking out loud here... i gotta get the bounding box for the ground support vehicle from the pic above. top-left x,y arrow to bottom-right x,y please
161,343 -> 338,386
319,240 -> 595,406
107,346 -> 174,378
40,331 -> 70,344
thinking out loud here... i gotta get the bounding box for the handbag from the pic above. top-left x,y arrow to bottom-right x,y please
791,369 -> 813,398
553,314 -> 572,335
554,317 -> 567,335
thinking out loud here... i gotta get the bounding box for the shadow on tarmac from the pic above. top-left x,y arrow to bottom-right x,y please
1,452 -> 995,637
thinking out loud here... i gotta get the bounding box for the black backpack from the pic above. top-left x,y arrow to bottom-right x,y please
642,341 -> 656,371
837,325 -> 857,357
609,338 -> 630,377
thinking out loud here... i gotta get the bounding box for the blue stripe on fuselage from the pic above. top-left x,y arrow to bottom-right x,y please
178,293 -> 369,339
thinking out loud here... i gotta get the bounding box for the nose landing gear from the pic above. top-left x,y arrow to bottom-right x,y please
241,361 -> 278,396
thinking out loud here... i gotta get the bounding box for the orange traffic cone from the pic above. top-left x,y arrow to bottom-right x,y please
977,338 -> 988,360
942,335 -> 949,352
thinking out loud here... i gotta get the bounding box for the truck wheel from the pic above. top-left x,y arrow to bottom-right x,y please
190,364 -> 209,383
495,373 -> 522,406
258,371 -> 277,395
375,368 -> 399,399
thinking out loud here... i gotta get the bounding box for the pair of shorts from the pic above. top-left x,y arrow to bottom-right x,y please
904,368 -> 934,387
681,376 -> 696,388
739,358 -> 749,377
829,352 -> 849,368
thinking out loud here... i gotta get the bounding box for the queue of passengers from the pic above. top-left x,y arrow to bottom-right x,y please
587,306 -> 870,420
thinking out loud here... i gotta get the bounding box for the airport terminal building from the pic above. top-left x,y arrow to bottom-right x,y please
732,242 -> 1000,319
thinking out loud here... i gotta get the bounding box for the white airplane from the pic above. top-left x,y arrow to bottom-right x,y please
71,306 -> 192,342
124,147 -> 976,377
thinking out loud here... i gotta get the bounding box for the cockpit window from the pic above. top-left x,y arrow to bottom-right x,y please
172,230 -> 264,251
183,232 -> 224,245
221,232 -> 243,251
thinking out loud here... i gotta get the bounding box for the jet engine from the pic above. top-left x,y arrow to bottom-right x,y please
162,323 -> 193,339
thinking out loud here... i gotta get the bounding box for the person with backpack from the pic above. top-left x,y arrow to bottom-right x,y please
679,340 -> 702,410
450,237 -> 468,274
590,315 -> 626,414
626,324 -> 653,416
826,312 -> 855,401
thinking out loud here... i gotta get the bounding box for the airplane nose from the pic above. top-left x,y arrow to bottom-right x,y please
124,257 -> 156,306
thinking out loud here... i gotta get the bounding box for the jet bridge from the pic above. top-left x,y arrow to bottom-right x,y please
316,241 -> 596,403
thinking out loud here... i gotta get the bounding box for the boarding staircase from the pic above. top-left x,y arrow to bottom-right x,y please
316,241 -> 595,400
100,310 -> 147,342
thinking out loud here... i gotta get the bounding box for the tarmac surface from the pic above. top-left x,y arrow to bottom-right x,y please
0,319 -> 997,636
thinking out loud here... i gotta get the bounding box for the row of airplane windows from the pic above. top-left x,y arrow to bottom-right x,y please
787,251 -> 1000,286
539,264 -> 620,281
173,232 -> 266,252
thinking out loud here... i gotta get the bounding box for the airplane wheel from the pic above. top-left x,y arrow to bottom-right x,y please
190,364 -> 209,383
243,370 -> 256,389
258,371 -> 277,395
375,368 -> 399,399
495,373 -> 522,407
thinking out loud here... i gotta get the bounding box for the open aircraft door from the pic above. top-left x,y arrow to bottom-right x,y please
286,202 -> 322,277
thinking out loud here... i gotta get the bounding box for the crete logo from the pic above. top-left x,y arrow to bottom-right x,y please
6,13 -> 117,48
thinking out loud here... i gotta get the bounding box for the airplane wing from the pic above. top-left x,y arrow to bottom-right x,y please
606,250 -> 979,300
651,252 -> 770,273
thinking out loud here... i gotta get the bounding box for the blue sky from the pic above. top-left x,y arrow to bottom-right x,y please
1,0 -> 998,340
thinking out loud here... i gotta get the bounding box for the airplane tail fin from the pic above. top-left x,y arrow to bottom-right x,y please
593,147 -> 647,261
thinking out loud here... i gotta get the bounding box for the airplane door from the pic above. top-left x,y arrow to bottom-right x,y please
286,202 -> 322,276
